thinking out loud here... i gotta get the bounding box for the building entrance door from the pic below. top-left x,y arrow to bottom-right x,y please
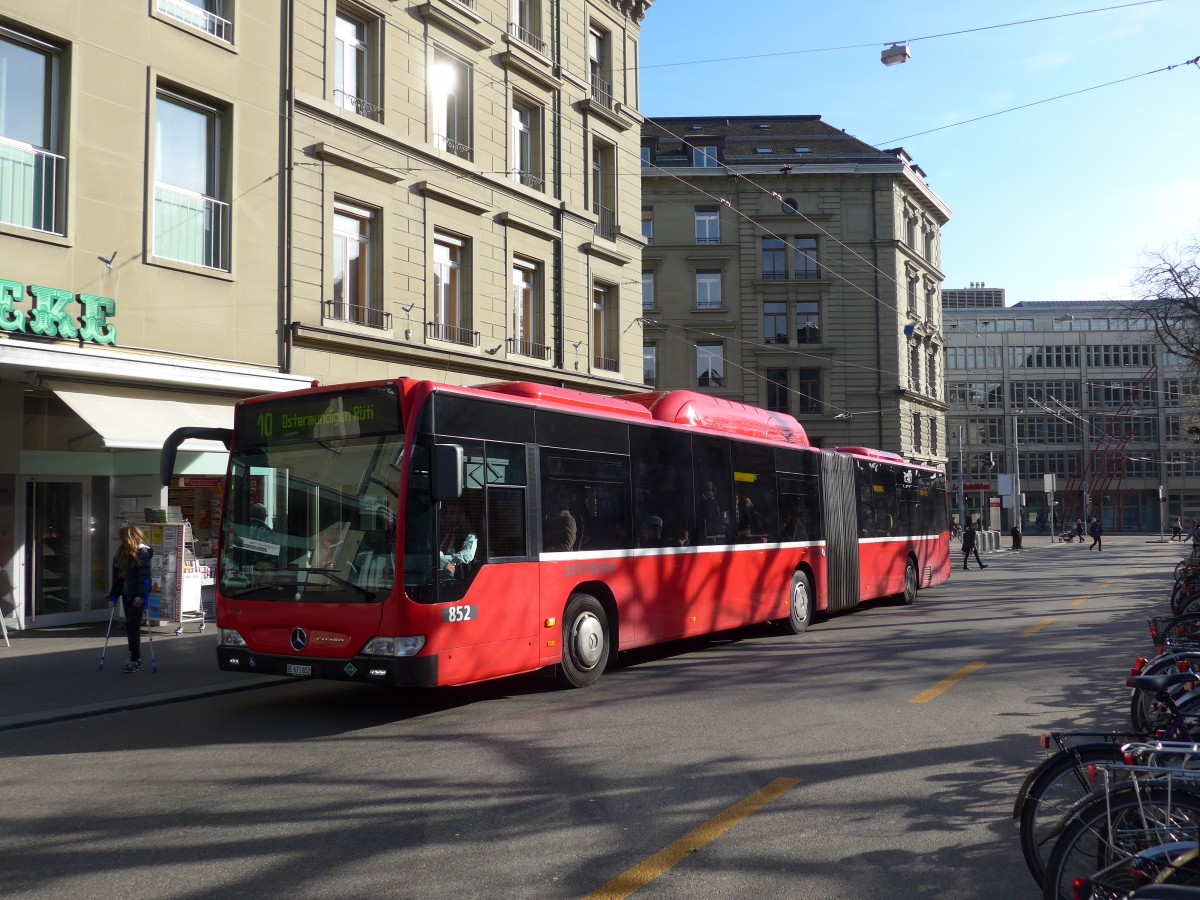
19,477 -> 91,628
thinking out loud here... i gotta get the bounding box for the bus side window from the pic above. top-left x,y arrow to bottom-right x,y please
693,438 -> 732,544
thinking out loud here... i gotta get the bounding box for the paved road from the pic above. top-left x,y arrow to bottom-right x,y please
0,535 -> 1181,898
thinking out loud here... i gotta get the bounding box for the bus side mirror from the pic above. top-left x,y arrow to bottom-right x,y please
432,444 -> 464,501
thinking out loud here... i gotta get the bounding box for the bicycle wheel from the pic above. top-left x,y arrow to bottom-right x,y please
1018,743 -> 1125,886
1042,784 -> 1200,900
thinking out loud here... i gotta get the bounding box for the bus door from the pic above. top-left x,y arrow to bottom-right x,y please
820,451 -> 860,612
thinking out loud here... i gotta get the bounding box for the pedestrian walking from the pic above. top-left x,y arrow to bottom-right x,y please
1074,518 -> 1085,545
1088,516 -> 1103,552
104,523 -> 154,673
1011,521 -> 1023,551
961,521 -> 988,570
1172,515 -> 1184,542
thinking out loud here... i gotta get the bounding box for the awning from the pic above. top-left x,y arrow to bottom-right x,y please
45,380 -> 238,452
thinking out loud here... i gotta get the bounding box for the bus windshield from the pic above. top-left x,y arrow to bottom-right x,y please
221,386 -> 403,603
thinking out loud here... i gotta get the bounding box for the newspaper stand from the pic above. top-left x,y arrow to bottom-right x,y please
143,519 -> 206,635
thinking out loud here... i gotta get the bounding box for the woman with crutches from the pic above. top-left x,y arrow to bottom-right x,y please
104,524 -> 154,673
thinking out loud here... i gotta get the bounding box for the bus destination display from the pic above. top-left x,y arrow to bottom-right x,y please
235,386 -> 401,447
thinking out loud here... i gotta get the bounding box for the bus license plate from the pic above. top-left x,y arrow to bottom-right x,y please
285,663 -> 312,677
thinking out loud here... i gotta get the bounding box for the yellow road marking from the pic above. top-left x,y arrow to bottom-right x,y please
583,777 -> 802,900
1020,618 -> 1056,637
1072,597 -> 1088,607
909,661 -> 985,705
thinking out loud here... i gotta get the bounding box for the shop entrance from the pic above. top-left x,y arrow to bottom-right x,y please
20,477 -> 92,628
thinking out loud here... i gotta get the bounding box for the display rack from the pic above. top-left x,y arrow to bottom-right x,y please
143,519 -> 206,635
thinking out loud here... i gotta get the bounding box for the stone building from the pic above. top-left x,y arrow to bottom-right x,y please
0,0 -> 651,630
639,115 -> 950,465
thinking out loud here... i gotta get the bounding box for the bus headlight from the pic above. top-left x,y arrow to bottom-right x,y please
361,636 -> 425,657
219,629 -> 247,647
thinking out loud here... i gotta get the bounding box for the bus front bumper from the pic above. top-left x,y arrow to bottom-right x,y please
216,648 -> 439,687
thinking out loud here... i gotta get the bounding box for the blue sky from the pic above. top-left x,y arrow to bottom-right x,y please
638,0 -> 1199,304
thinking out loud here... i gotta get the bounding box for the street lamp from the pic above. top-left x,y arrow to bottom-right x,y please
881,43 -> 911,66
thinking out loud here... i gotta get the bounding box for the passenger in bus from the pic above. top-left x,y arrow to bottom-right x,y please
248,503 -> 273,541
781,510 -> 809,542
641,515 -> 666,547
699,481 -> 724,542
438,499 -> 478,576
735,496 -> 762,540
545,493 -> 578,552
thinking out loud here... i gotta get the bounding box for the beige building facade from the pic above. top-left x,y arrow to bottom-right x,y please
640,116 -> 950,467
0,0 -> 651,631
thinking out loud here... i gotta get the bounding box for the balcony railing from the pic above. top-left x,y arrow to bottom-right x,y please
514,169 -> 544,191
333,90 -> 383,122
427,321 -> 480,346
323,300 -> 391,330
508,22 -> 546,55
153,183 -> 229,271
696,235 -> 721,245
590,76 -> 614,110
157,0 -> 233,42
508,337 -> 551,360
594,205 -> 616,240
434,133 -> 473,161
0,138 -> 66,235
762,271 -> 788,281
594,355 -> 619,372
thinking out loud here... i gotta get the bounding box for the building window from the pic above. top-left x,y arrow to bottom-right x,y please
924,226 -> 935,261
697,343 -> 724,389
643,344 -> 656,386
796,369 -> 820,414
906,212 -> 918,247
762,238 -> 787,279
432,232 -> 474,345
766,368 -> 788,412
510,258 -> 546,358
763,301 -> 787,345
796,301 -> 820,344
431,50 -> 472,159
158,0 -> 233,43
927,350 -> 938,398
509,0 -> 545,54
588,26 -> 612,109
640,145 -> 652,167
931,417 -> 939,455
153,90 -> 228,271
794,237 -> 818,279
330,201 -> 384,328
0,28 -> 66,235
906,273 -> 919,314
913,412 -> 923,451
642,272 -> 654,310
592,141 -> 615,239
593,283 -> 618,371
924,283 -> 936,321
908,344 -> 920,392
692,145 -> 718,167
334,9 -> 380,120
641,210 -> 652,245
511,97 -> 542,190
695,270 -> 721,309
695,207 -> 720,244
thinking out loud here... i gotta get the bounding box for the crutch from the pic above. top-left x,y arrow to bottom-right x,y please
98,596 -> 117,671
144,598 -> 158,674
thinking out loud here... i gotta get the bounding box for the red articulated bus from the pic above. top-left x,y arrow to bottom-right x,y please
162,378 -> 950,689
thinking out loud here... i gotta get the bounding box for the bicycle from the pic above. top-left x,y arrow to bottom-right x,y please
1042,744 -> 1200,899
1017,672 -> 1200,887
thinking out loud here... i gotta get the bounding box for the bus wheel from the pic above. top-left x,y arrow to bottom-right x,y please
901,559 -> 919,606
784,570 -> 812,634
559,594 -> 610,688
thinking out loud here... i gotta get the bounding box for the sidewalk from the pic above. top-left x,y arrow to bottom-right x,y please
0,621 -> 286,731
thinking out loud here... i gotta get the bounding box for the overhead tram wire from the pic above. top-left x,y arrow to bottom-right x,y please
874,55 -> 1200,145
633,1 -> 1164,72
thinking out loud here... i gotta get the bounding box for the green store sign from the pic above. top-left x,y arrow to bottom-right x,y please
0,279 -> 117,346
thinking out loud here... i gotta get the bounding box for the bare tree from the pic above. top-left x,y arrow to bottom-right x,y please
1128,241 -> 1200,369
